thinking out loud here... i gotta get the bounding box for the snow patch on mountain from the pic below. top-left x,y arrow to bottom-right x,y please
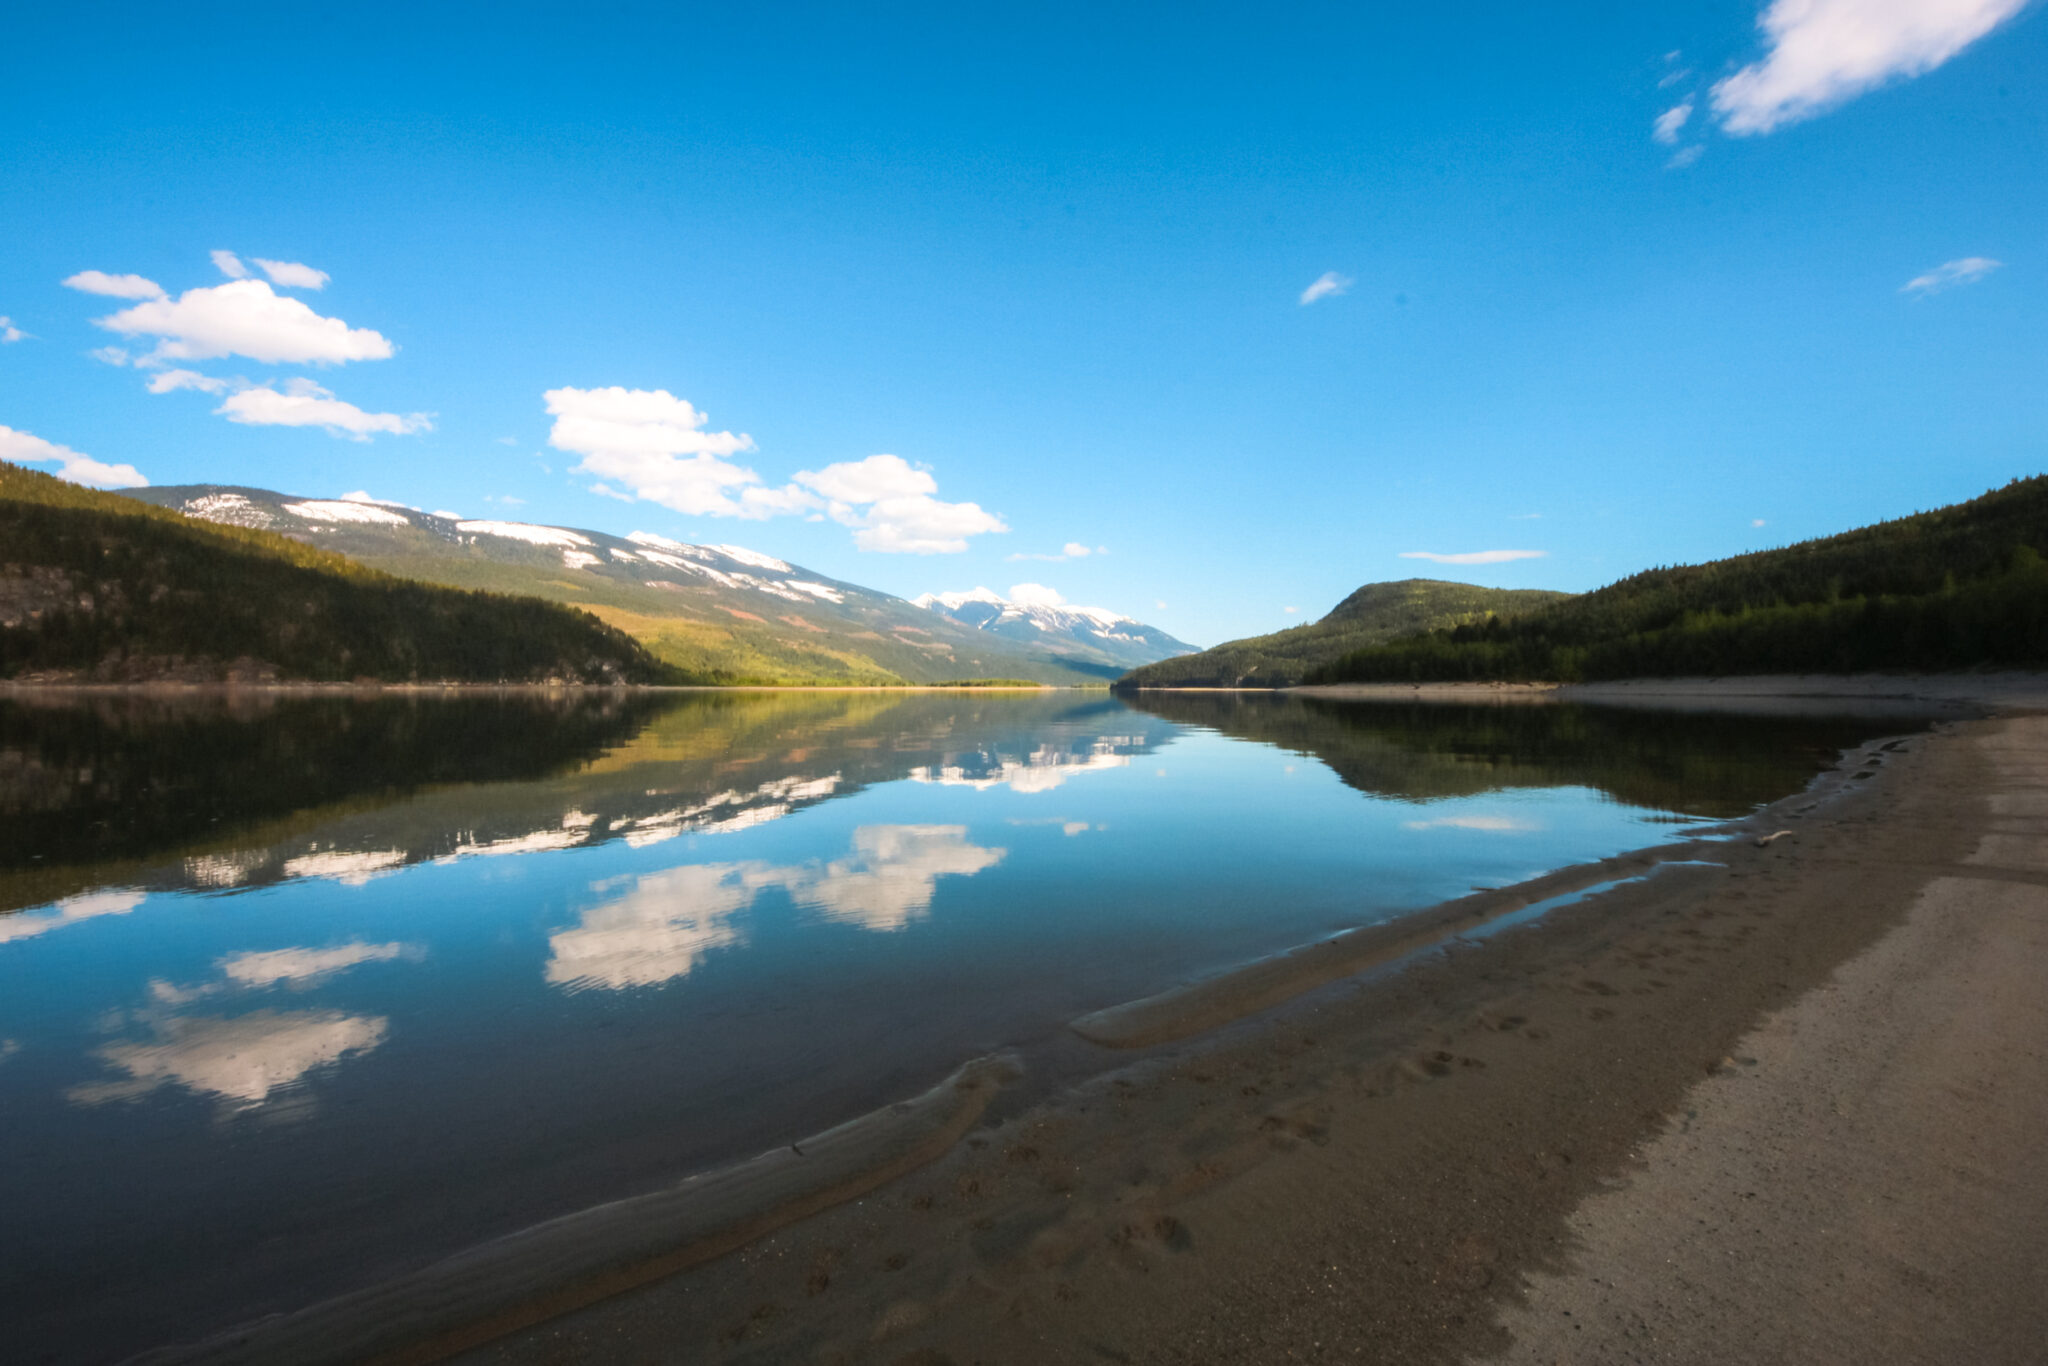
285,499 -> 411,526
457,520 -> 593,548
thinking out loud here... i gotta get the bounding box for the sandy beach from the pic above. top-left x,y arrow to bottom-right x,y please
147,679 -> 2048,1365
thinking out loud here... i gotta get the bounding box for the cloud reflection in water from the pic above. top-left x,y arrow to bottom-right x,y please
546,824 -> 1006,992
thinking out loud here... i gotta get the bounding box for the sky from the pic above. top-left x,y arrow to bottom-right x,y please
1,0 -> 2042,648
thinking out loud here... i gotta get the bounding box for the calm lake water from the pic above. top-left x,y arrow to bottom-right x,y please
0,689 -> 1941,1363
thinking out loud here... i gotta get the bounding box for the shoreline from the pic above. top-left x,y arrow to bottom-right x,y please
447,688 -> 2048,1363
116,684 -> 2048,1366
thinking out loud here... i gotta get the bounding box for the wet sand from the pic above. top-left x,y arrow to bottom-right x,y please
164,685 -> 2048,1364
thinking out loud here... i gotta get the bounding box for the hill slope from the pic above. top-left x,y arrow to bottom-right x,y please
913,587 -> 1199,673
1116,579 -> 1571,689
1314,477 -> 2048,683
127,485 -> 1112,685
0,463 -> 676,684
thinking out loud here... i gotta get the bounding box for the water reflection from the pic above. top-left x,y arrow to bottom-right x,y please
1124,692 -> 1924,817
70,1009 -> 389,1108
0,692 -> 1168,919
0,689 -> 1944,1365
547,824 -> 1008,991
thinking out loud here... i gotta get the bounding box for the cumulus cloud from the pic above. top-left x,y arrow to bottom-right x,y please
1713,0 -> 2028,135
543,385 -> 800,519
62,270 -> 165,300
253,258 -> 330,290
1299,271 -> 1353,305
0,317 -> 26,343
145,367 -> 230,395
1008,582 -> 1067,610
794,453 -> 1006,554
1902,256 -> 2002,294
214,378 -> 431,440
1668,145 -> 1706,169
92,278 -> 394,366
1398,548 -> 1548,565
1654,99 -> 1695,143
211,249 -> 250,279
0,425 -> 147,488
1005,540 -> 1098,563
544,391 -> 1003,550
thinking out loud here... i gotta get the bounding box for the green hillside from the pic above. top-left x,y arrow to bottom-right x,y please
1116,579 -> 1571,688
0,462 -> 680,684
1313,477 -> 2048,684
126,484 -> 1109,686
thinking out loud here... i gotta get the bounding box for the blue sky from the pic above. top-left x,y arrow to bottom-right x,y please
2,1 -> 2042,647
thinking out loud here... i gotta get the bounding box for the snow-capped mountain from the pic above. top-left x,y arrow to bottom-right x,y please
912,585 -> 1198,671
123,485 -> 1117,684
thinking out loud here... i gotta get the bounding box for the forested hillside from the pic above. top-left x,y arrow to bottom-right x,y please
128,483 -> 1110,685
1117,580 -> 1570,688
1313,478 -> 2048,684
0,462 -> 680,684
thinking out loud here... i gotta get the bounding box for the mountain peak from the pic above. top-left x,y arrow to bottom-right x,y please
915,586 -> 1196,672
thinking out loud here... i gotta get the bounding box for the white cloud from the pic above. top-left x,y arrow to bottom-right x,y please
62,270 -> 165,300
1713,0 -> 2028,135
778,824 -> 1005,933
69,1009 -> 387,1107
796,454 -> 1005,554
1283,606 -> 1300,614
1398,548 -> 1548,565
1901,256 -> 2002,294
1009,582 -> 1066,609
145,367 -> 230,394
1753,518 -> 1769,527
1006,540 -> 1096,563
0,317 -> 26,343
796,452 -> 933,502
1299,270 -> 1354,305
1654,99 -> 1695,143
543,385 -> 799,519
546,825 -> 1004,989
1668,145 -> 1706,169
253,258 -> 330,290
1401,814 -> 1540,832
0,889 -> 147,944
211,249 -> 250,279
94,279 -> 394,365
219,940 -> 416,988
0,425 -> 147,489
90,346 -> 130,366
1155,599 -> 1168,610
215,377 -> 430,440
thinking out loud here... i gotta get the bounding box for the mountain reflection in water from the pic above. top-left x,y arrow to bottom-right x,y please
0,689 -> 1943,1366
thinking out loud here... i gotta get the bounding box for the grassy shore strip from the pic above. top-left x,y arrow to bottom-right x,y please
125,1057 -> 1018,1366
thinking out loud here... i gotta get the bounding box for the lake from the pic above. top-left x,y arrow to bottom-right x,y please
0,688 -> 1943,1363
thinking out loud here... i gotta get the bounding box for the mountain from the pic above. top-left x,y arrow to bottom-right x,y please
0,462 -> 674,685
1115,579 -> 1572,689
1312,476 -> 2048,683
911,586 -> 1199,674
124,485 -> 1109,686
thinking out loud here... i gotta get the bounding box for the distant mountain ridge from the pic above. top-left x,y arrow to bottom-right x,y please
1312,477 -> 2048,683
1117,579 -> 1572,689
912,586 -> 1199,673
0,463 -> 673,685
124,484 -> 1151,685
